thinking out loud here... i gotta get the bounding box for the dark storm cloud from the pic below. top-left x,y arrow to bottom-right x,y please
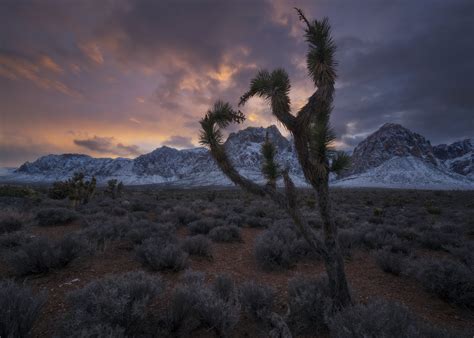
333,0 -> 474,143
74,136 -> 141,156
163,136 -> 195,149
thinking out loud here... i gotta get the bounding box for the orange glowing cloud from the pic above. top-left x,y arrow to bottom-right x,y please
78,41 -> 104,65
0,53 -> 82,98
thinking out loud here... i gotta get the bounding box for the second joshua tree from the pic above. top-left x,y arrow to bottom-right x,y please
200,9 -> 352,308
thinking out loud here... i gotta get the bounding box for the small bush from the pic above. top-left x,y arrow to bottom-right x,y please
125,220 -> 176,245
239,281 -> 275,321
136,240 -> 188,272
78,219 -> 129,249
188,217 -> 222,235
413,259 -> 474,308
287,276 -> 333,334
0,215 -> 23,234
0,231 -> 31,251
6,235 -> 87,276
110,207 -> 127,217
167,275 -> 240,336
36,207 -> 78,226
0,280 -> 46,338
213,274 -> 235,302
375,248 -> 406,276
417,231 -> 460,251
254,224 -> 302,270
129,200 -> 155,212
181,235 -> 212,258
65,324 -> 126,338
172,206 -> 199,225
246,216 -> 272,228
0,185 -> 37,198
328,299 -> 455,338
61,271 -> 163,336
426,205 -> 442,215
209,225 -> 242,243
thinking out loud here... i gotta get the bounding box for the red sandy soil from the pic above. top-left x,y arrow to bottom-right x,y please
1,224 -> 472,337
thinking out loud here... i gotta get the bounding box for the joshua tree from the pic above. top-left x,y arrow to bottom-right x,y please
67,172 -> 96,207
200,9 -> 352,308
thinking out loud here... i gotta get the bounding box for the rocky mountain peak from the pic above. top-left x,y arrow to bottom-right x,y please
225,125 -> 290,151
349,123 -> 437,174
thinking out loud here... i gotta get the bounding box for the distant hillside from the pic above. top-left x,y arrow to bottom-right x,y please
3,123 -> 473,189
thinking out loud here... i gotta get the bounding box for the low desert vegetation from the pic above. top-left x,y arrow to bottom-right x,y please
6,234 -> 88,276
135,240 -> 188,272
60,271 -> 163,336
0,182 -> 472,337
0,280 -> 46,338
35,207 -> 78,226
181,234 -> 213,258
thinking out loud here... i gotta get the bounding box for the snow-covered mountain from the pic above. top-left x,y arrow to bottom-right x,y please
2,123 -> 473,189
340,123 -> 473,189
433,138 -> 473,179
9,126 -> 301,186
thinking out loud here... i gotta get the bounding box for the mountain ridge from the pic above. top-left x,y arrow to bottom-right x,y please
4,123 -> 473,189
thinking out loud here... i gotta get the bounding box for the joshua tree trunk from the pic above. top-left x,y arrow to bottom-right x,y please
316,178 -> 352,307
199,9 -> 353,310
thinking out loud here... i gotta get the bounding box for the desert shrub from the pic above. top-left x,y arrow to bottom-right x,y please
172,206 -> 199,225
166,274 -> 240,336
426,205 -> 442,215
65,324 -> 126,338
245,216 -> 272,228
212,274 -> 235,302
209,225 -> 242,243
136,240 -> 188,272
0,280 -> 46,338
447,244 -> 474,267
417,231 -> 460,251
375,248 -> 406,275
225,213 -> 245,227
78,219 -> 129,249
287,276 -> 333,334
0,231 -> 31,251
110,207 -> 127,217
247,205 -> 268,218
360,226 -> 411,253
239,281 -> 275,321
188,217 -> 223,235
6,235 -> 87,276
36,207 -> 78,226
0,185 -> 37,198
254,224 -> 306,270
0,215 -> 23,234
130,210 -> 149,220
125,220 -> 176,245
181,235 -> 212,258
61,271 -> 162,336
179,269 -> 206,286
337,228 -> 357,257
129,200 -> 154,212
206,190 -> 217,202
328,299 -> 455,338
412,259 -> 474,308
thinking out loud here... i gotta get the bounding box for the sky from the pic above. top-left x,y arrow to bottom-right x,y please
1,0 -> 473,167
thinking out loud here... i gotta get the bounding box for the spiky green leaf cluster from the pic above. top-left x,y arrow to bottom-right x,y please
261,134 -> 280,186
330,151 -> 351,174
303,16 -> 337,88
239,69 -> 291,111
199,101 -> 245,147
